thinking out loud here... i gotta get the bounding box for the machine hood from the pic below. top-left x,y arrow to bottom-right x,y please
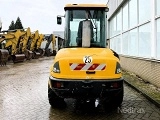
51,48 -> 121,80
55,48 -> 115,60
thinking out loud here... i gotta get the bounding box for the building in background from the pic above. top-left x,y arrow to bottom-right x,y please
107,0 -> 160,88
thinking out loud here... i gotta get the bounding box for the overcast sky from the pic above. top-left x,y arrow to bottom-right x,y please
0,0 -> 108,34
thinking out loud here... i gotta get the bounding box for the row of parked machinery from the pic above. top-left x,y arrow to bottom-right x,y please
0,27 -> 63,66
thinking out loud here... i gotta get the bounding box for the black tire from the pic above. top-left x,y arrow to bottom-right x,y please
45,49 -> 51,57
103,87 -> 124,111
52,50 -> 57,56
48,85 -> 66,108
115,88 -> 124,107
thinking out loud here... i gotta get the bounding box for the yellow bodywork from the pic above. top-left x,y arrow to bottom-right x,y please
51,34 -> 56,51
0,34 -> 14,49
0,30 -> 25,55
20,27 -> 32,52
48,4 -> 123,108
36,34 -> 44,49
0,34 -> 15,42
30,30 -> 39,51
50,48 -> 121,80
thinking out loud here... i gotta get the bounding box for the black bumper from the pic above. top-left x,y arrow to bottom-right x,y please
49,76 -> 124,99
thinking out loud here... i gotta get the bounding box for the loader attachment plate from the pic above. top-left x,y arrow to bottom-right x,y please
0,49 -> 9,66
38,48 -> 45,57
44,49 -> 51,57
32,52 -> 41,59
12,54 -> 25,63
24,50 -> 33,60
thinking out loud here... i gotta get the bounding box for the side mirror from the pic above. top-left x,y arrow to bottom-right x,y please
57,16 -> 62,25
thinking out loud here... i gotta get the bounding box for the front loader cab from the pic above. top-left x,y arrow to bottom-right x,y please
57,4 -> 109,48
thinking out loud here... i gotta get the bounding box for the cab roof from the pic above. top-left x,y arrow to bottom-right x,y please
64,4 -> 108,10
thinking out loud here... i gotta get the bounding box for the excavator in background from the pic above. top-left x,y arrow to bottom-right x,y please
0,29 -> 26,64
55,35 -> 64,52
0,48 -> 8,66
36,34 -> 45,57
27,30 -> 41,59
0,33 -> 14,65
19,28 -> 44,59
0,27 -> 47,65
19,27 -> 33,60
44,34 -> 56,56
43,34 -> 63,57
0,19 -> 9,66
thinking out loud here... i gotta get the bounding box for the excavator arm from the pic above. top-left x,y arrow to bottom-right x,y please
36,34 -> 44,49
0,32 -> 15,65
0,33 -> 15,42
6,30 -> 26,55
28,30 -> 42,59
0,33 -> 15,50
51,34 -> 56,52
21,27 -> 31,52
45,34 -> 52,50
30,30 -> 39,51
36,34 -> 45,57
18,27 -> 34,60
44,34 -> 56,56
4,29 -> 26,63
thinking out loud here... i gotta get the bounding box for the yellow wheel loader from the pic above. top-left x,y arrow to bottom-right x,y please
48,4 -> 124,110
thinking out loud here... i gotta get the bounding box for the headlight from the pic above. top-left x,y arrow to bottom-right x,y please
53,61 -> 60,73
115,62 -> 121,74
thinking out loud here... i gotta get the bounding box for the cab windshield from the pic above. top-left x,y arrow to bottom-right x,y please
64,9 -> 106,48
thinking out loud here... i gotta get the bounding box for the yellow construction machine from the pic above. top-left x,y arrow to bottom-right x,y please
36,34 -> 45,57
27,30 -> 41,59
54,35 -> 64,53
48,4 -> 124,111
0,33 -> 14,65
19,27 -> 33,60
44,34 -> 56,56
0,29 -> 26,64
43,34 -> 64,57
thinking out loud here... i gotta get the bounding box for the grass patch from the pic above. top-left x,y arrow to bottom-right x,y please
122,70 -> 160,103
